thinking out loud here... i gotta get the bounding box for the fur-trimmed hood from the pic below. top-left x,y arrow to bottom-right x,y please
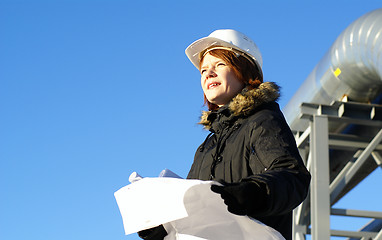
199,82 -> 280,129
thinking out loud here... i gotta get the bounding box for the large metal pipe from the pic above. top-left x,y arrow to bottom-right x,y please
283,8 -> 382,131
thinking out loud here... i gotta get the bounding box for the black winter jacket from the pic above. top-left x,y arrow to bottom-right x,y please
187,82 -> 311,240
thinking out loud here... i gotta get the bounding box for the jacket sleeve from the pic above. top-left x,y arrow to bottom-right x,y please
244,110 -> 311,218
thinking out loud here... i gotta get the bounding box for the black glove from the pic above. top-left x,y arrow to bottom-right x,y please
138,225 -> 167,240
211,180 -> 266,216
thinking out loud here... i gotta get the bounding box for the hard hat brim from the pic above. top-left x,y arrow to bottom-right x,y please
185,36 -> 242,70
185,36 -> 262,74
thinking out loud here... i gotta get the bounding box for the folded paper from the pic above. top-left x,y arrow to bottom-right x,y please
114,174 -> 284,240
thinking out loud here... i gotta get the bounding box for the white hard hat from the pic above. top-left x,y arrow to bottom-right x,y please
185,29 -> 263,72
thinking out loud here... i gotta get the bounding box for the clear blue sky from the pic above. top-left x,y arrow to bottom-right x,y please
1,1 -> 381,239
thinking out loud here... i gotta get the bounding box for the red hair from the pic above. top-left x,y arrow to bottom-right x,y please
199,48 -> 263,111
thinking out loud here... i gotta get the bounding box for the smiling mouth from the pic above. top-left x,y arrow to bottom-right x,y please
208,82 -> 221,89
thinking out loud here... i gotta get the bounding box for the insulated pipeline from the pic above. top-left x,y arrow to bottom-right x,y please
283,8 -> 382,131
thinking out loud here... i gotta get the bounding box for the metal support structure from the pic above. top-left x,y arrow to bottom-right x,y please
374,229 -> 382,240
330,129 -> 382,203
292,101 -> 382,240
373,152 -> 382,166
310,115 -> 331,239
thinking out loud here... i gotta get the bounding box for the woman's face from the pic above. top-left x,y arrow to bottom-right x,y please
200,53 -> 244,107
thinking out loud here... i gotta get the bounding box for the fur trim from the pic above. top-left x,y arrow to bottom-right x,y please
199,82 -> 280,129
199,110 -> 211,127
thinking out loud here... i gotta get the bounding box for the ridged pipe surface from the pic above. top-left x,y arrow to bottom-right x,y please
284,8 -> 382,131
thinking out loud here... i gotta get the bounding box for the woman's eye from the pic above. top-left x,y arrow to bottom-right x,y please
217,62 -> 226,67
200,69 -> 206,74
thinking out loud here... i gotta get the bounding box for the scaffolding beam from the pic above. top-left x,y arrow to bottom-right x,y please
292,101 -> 382,240
310,115 -> 331,239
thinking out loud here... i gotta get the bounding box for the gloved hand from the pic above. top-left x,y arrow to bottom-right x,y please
138,224 -> 167,240
211,180 -> 266,216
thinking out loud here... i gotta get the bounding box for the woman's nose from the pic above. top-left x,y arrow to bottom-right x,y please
206,68 -> 217,78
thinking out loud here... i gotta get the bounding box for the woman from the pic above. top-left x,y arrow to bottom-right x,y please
139,29 -> 311,240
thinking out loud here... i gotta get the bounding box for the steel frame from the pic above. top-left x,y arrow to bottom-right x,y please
292,101 -> 382,240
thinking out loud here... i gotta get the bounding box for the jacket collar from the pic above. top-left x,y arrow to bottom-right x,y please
199,82 -> 280,130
